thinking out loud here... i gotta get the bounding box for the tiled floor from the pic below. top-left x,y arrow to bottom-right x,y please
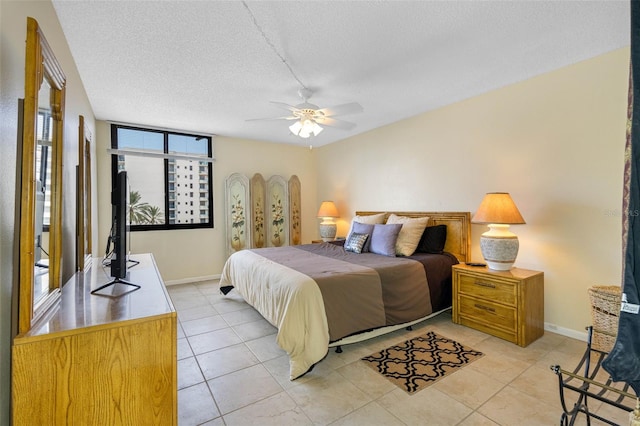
168,280 -> 633,426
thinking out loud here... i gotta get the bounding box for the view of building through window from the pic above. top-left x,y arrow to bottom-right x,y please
112,125 -> 213,230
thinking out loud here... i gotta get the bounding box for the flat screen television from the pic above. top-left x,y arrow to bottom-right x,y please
110,170 -> 128,279
92,170 -> 139,295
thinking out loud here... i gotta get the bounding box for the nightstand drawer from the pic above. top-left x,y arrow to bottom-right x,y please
458,274 -> 516,306
459,317 -> 517,344
458,294 -> 517,330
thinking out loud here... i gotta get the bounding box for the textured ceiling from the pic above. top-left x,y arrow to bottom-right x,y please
52,0 -> 630,147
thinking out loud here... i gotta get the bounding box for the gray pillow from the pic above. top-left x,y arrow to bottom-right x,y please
344,232 -> 369,254
369,223 -> 403,256
351,221 -> 375,252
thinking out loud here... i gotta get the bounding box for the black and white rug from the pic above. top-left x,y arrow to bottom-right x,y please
361,330 -> 484,394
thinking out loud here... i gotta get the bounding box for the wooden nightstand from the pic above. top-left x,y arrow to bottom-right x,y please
311,239 -> 324,244
452,264 -> 544,347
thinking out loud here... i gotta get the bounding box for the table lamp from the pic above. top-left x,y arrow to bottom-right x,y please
471,192 -> 525,270
317,201 -> 339,241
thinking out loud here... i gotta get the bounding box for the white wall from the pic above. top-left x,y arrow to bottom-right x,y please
314,48 -> 629,337
95,122 -> 318,282
0,1 -> 96,425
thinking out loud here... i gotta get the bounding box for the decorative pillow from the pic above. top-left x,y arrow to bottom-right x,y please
369,223 -> 403,257
346,213 -> 386,247
351,222 -> 375,252
386,214 -> 430,256
353,212 -> 386,224
416,224 -> 448,254
344,232 -> 369,254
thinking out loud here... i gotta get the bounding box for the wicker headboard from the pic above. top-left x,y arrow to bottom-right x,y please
354,211 -> 471,263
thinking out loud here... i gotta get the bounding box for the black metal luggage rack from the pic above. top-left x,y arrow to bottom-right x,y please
550,326 -> 637,425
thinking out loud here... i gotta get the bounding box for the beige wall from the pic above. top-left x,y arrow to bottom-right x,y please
0,4 -> 628,421
0,1 -> 96,424
314,47 -> 629,338
95,122 -> 318,282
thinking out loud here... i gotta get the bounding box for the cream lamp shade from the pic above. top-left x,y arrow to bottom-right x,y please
471,192 -> 525,270
317,201 -> 339,241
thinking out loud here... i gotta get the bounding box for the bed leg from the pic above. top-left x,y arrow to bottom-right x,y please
406,326 -> 413,331
335,346 -> 342,353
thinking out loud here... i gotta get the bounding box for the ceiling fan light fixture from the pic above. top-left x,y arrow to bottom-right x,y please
311,121 -> 323,136
289,120 -> 302,135
289,119 -> 323,138
252,88 -> 361,139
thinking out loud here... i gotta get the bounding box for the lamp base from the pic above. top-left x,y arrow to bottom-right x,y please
319,223 -> 337,242
480,224 -> 519,271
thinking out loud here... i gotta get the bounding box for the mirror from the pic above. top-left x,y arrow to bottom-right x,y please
34,78 -> 53,304
77,115 -> 92,270
18,17 -> 66,333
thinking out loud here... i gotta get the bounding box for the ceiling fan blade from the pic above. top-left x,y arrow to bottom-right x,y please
315,116 -> 357,130
316,102 -> 363,117
246,115 -> 298,122
269,101 -> 301,113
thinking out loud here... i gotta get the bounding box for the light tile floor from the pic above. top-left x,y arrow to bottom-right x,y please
168,280 -> 633,426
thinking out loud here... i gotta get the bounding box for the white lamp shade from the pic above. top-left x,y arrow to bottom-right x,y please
289,121 -> 302,135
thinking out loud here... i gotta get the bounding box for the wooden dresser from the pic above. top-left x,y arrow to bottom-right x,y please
452,264 -> 544,347
12,253 -> 177,425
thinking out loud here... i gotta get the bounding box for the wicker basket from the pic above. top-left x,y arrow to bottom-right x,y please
588,285 -> 622,353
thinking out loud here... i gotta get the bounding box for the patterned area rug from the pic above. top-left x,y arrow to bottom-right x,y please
361,330 -> 484,394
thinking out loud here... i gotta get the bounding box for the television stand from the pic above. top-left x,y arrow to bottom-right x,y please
91,277 -> 140,296
12,253 -> 177,424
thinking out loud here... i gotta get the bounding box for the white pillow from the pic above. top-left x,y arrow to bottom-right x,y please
346,213 -> 386,240
386,214 -> 430,256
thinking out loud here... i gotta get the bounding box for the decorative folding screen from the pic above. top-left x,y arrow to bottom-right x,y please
289,175 -> 302,245
225,173 -> 301,252
266,175 -> 289,247
250,173 -> 266,249
224,173 -> 250,255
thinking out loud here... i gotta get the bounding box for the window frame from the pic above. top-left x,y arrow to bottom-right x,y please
110,123 -> 214,231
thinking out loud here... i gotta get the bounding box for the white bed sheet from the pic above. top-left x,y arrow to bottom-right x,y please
219,250 -> 330,380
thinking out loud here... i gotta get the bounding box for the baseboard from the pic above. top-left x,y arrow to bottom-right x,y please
545,322 -> 589,342
165,274 -> 221,286
160,278 -> 594,344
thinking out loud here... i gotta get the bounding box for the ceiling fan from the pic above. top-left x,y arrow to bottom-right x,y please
249,88 -> 363,139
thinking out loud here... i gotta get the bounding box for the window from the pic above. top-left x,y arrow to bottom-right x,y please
111,124 -> 214,230
36,109 -> 53,228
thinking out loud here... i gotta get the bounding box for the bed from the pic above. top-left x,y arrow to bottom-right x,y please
219,211 -> 470,380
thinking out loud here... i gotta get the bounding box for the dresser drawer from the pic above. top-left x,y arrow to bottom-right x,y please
458,294 -> 517,331
458,274 -> 516,306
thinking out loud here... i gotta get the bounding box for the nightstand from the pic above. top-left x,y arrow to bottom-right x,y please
311,239 -> 324,244
452,264 -> 544,347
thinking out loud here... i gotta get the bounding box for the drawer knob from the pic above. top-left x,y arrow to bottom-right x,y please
475,281 -> 496,289
474,303 -> 496,314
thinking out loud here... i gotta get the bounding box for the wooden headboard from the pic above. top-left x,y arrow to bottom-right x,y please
355,211 -> 471,263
